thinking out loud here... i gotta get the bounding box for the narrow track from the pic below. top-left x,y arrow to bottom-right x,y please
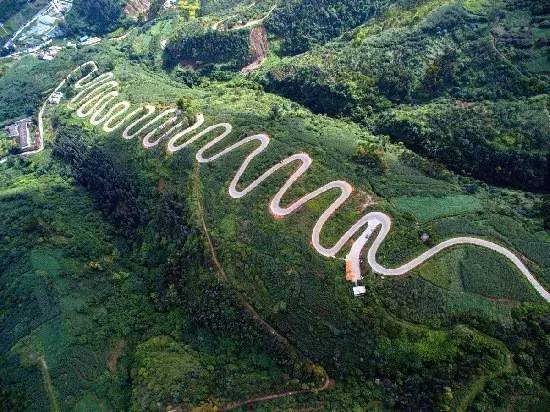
194,166 -> 332,410
194,167 -> 290,348
221,374 -> 331,411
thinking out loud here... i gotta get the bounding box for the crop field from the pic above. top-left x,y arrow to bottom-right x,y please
392,194 -> 484,222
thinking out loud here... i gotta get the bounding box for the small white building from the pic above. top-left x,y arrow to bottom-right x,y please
38,52 -> 54,60
81,37 -> 101,46
48,45 -> 62,56
353,285 -> 366,296
49,91 -> 63,104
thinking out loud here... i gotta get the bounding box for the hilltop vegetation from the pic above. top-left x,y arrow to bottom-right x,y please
256,0 -> 550,192
265,0 -> 394,54
162,0 -> 549,190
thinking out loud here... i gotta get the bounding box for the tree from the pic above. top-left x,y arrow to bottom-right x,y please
0,131 -> 16,158
66,0 -> 126,35
352,142 -> 388,175
176,97 -> 200,123
269,104 -> 282,120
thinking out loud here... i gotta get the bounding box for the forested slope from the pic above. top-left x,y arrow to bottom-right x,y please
259,0 -> 549,192
66,0 -> 128,34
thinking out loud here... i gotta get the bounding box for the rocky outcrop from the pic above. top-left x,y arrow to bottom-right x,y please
241,26 -> 269,73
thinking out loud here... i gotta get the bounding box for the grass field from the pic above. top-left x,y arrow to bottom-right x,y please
392,194 -> 484,222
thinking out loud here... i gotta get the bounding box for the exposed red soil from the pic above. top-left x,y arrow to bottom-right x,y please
241,26 -> 269,74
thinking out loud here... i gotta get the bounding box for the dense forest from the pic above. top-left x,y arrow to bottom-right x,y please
266,0 -> 393,54
259,0 -> 549,192
66,0 -> 127,35
164,23 -> 250,68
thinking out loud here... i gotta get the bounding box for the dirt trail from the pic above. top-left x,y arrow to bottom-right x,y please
221,375 -> 332,411
193,166 -> 290,348
38,356 -> 60,412
107,340 -> 126,373
193,166 -> 332,409
213,4 -> 276,31
453,327 -> 515,412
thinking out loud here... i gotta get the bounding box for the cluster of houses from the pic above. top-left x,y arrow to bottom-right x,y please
15,0 -> 73,47
4,118 -> 38,152
2,0 -> 75,58
2,86 -> 64,155
38,45 -> 63,61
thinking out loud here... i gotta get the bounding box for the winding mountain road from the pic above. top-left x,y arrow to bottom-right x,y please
21,61 -> 550,303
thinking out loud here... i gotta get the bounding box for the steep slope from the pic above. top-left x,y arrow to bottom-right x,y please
259,0 -> 549,192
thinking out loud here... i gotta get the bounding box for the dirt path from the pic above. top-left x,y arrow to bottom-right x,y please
213,4 -> 276,31
193,165 -> 290,348
38,356 -> 60,412
107,340 -> 126,373
453,327 -> 515,412
489,31 -> 523,76
192,165 -> 332,410
241,56 -> 266,74
221,375 -> 332,411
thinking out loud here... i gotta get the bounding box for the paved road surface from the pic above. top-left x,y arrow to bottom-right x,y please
18,60 -> 550,303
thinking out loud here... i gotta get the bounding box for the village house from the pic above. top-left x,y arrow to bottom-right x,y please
4,118 -> 35,150
49,92 -> 63,104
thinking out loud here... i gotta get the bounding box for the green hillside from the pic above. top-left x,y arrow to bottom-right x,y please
0,0 -> 549,411
259,0 -> 549,192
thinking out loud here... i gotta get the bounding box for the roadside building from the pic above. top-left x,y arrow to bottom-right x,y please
353,285 -> 366,296
49,92 -> 63,104
38,51 -> 54,60
81,37 -> 101,46
48,45 -> 62,56
5,124 -> 19,139
3,40 -> 16,50
4,118 -> 34,150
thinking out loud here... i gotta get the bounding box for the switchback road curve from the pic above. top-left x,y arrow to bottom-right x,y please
51,61 -> 550,302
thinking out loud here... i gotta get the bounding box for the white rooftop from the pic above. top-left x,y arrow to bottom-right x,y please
353,286 -> 366,296
39,15 -> 57,26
